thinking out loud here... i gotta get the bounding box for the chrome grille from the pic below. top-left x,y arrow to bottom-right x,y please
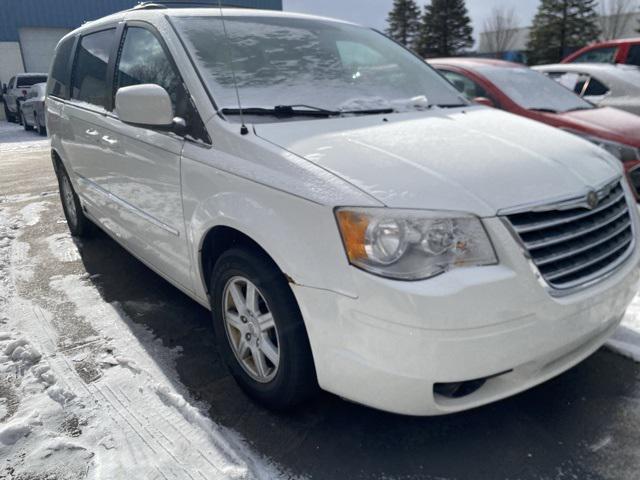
504,182 -> 634,291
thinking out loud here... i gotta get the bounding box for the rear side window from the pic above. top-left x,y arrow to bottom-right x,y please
628,45 -> 640,67
572,46 -> 617,63
440,70 -> 489,100
583,77 -> 609,97
71,29 -> 116,109
48,36 -> 76,99
17,76 -> 47,87
114,26 -> 210,143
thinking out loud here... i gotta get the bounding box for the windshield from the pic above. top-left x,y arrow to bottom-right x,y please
477,66 -> 594,113
172,15 -> 466,117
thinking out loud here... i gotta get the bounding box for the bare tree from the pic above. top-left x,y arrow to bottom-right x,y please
482,6 -> 520,54
599,0 -> 638,40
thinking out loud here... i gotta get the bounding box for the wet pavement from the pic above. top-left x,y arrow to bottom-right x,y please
2,125 -> 640,480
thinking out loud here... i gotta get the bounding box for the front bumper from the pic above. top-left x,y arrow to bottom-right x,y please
292,217 -> 640,416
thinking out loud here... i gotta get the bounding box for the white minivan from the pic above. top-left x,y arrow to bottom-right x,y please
47,4 -> 640,416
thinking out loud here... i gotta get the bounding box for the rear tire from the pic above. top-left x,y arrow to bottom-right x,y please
35,114 -> 46,136
210,247 -> 318,410
22,110 -> 33,131
56,163 -> 94,238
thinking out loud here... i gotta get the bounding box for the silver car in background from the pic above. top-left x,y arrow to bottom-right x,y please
20,82 -> 47,135
534,63 -> 640,116
2,73 -> 48,123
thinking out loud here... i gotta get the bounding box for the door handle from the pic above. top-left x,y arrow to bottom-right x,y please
85,128 -> 99,136
101,135 -> 118,146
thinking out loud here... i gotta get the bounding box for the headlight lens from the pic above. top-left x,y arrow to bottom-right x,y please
564,129 -> 640,162
335,208 -> 497,280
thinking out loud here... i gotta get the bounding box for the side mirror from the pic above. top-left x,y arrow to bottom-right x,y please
115,84 -> 175,128
472,96 -> 495,108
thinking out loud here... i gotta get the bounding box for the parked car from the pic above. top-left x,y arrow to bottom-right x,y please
562,38 -> 640,67
2,73 -> 48,123
533,63 -> 640,116
430,58 -> 640,199
47,5 -> 640,416
19,82 -> 47,135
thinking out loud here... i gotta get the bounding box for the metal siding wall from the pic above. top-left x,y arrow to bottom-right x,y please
0,0 -> 283,41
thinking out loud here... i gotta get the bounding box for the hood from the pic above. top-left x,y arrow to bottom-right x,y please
254,107 -> 621,216
552,107 -> 640,148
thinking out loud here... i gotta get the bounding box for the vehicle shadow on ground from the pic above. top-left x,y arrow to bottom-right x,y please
76,228 -> 640,480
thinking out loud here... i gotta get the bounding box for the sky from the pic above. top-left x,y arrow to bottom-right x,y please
283,0 -> 541,40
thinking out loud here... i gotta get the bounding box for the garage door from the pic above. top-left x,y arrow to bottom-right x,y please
19,27 -> 71,73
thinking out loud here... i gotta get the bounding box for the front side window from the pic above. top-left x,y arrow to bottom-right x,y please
572,46 -> 617,64
172,15 -> 466,118
114,26 -> 209,142
48,35 -> 76,99
478,66 -> 593,113
627,45 -> 640,67
71,29 -> 116,109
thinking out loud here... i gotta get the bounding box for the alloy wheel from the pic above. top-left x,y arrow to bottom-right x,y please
223,276 -> 280,383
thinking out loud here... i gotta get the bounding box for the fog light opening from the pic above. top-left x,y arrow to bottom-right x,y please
434,370 -> 512,399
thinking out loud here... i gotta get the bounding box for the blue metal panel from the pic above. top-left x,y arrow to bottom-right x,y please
0,0 -> 283,41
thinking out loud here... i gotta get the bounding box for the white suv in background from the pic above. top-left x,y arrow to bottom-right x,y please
2,73 -> 48,123
46,5 -> 640,416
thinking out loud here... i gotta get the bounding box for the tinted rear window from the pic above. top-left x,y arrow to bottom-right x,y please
71,29 -> 116,109
48,36 -> 76,99
17,76 -> 47,87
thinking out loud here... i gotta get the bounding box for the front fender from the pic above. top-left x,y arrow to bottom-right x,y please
187,187 -> 358,302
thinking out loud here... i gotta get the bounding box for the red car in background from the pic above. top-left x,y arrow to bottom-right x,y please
429,58 -> 640,200
562,38 -> 640,67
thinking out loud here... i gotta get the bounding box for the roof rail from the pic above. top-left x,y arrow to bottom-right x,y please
133,1 -> 255,9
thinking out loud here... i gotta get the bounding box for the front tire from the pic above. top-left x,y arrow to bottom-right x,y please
4,102 -> 16,123
56,164 -> 94,238
210,247 -> 317,410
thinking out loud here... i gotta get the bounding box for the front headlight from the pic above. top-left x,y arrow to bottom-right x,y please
335,208 -> 497,280
564,129 -> 640,162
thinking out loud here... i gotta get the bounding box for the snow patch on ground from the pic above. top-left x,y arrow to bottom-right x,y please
0,185 -> 287,479
607,294 -> 640,362
46,232 -> 82,263
0,122 -> 50,153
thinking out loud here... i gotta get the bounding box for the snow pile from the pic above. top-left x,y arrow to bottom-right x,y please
607,293 -> 640,362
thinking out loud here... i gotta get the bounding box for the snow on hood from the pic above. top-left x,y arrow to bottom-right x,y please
255,107 -> 621,216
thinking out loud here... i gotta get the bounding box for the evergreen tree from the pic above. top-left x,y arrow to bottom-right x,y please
527,0 -> 601,65
415,0 -> 474,58
385,0 -> 421,48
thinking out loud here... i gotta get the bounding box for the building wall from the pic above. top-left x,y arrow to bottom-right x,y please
0,41 -> 24,83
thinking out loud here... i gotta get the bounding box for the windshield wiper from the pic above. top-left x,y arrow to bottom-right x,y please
435,103 -> 468,108
529,108 -> 558,113
221,104 -> 394,118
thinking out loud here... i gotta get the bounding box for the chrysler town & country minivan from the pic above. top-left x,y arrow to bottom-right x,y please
46,4 -> 640,416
